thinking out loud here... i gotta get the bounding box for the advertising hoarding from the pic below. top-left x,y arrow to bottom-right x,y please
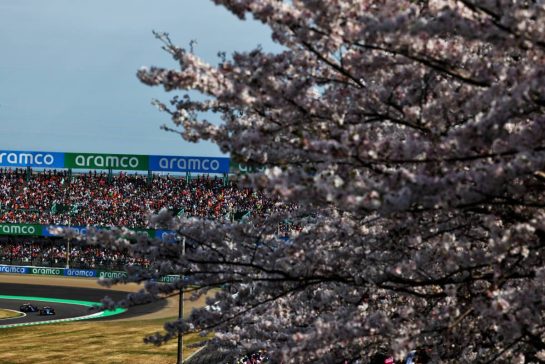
0,150 -> 64,168
149,155 -> 230,173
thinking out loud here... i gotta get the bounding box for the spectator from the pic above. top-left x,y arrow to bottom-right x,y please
0,168 -> 280,228
0,168 -> 296,270
0,239 -> 148,270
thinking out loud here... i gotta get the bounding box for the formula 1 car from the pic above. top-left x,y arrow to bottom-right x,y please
39,306 -> 55,316
19,303 -> 38,313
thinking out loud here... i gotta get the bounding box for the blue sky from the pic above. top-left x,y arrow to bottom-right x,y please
0,0 -> 274,157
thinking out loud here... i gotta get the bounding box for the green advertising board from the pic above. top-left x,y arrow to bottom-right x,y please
0,224 -> 42,236
159,275 -> 180,283
229,161 -> 266,174
29,267 -> 64,276
130,228 -> 155,238
97,271 -> 128,279
97,270 -> 179,283
65,152 -> 148,171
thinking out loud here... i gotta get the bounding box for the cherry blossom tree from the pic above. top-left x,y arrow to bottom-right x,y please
103,1 -> 545,362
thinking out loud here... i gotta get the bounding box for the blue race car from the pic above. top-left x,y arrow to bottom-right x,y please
39,306 -> 55,316
19,303 -> 38,313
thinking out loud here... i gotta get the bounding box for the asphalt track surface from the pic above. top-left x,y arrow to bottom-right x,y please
0,282 -> 166,324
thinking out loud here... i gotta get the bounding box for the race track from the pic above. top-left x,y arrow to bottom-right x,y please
0,298 -> 94,324
0,282 -> 167,326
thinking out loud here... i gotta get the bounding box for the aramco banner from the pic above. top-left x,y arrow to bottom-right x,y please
149,155 -> 230,173
0,149 -> 231,173
0,150 -> 64,168
0,223 -> 172,241
229,161 -> 266,174
0,224 -> 43,236
0,265 -> 179,282
64,152 -> 149,171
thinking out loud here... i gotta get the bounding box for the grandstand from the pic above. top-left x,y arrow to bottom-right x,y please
0,149 -> 268,273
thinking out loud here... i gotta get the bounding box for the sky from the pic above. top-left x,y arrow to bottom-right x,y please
0,0 -> 276,157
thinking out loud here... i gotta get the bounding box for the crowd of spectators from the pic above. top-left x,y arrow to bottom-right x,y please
0,239 -> 147,270
0,168 -> 274,228
0,168 -> 292,270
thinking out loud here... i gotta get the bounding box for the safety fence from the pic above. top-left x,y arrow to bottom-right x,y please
0,264 -> 180,283
0,223 -> 176,241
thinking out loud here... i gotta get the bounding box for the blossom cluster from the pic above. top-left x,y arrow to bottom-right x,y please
130,1 -> 545,362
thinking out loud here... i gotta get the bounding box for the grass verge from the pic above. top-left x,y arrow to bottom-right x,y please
0,309 -> 23,320
0,317 -> 210,364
